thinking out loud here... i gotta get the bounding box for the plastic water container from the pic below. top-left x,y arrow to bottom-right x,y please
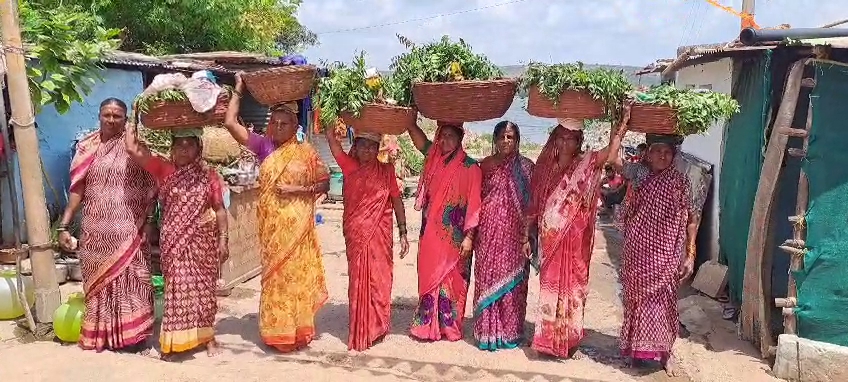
152,275 -> 165,322
328,169 -> 343,199
0,269 -> 34,320
53,292 -> 85,342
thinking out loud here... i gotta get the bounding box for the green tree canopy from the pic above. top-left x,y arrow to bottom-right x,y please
28,0 -> 318,56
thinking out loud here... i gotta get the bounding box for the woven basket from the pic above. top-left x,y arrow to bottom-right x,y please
202,126 -> 242,163
243,65 -> 317,106
140,93 -> 229,130
341,104 -> 418,135
526,87 -> 605,119
412,79 -> 517,123
628,104 -> 678,135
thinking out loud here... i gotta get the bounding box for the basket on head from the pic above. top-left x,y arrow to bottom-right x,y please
412,79 -> 517,123
341,104 -> 418,136
139,93 -> 230,130
628,104 -> 678,135
242,65 -> 317,106
526,86 -> 606,119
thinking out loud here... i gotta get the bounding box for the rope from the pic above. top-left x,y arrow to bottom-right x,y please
704,0 -> 760,29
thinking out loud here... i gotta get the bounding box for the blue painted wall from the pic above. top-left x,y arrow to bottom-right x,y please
1,68 -> 144,243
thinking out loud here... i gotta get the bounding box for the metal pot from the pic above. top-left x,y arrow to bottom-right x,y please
64,259 -> 83,282
54,264 -> 68,285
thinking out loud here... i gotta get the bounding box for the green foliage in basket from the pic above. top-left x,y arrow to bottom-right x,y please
519,62 -> 632,120
134,85 -> 233,115
315,52 -> 411,129
634,85 -> 740,135
389,35 -> 504,106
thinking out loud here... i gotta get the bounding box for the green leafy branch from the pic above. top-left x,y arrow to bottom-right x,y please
315,52 -> 411,129
389,35 -> 503,106
20,1 -> 121,114
519,62 -> 633,120
634,85 -> 741,135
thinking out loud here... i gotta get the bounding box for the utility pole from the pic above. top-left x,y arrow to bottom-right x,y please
741,0 -> 755,30
1,0 -> 61,324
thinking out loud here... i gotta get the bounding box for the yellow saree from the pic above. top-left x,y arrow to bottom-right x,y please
257,141 -> 329,352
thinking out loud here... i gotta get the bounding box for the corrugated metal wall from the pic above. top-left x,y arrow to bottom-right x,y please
238,93 -> 270,133
312,134 -> 351,171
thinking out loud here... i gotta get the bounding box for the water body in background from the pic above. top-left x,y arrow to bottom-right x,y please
465,97 -> 554,144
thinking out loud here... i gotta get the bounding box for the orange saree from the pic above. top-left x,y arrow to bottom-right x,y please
257,141 -> 329,352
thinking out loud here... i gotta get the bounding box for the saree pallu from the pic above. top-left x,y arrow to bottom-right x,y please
72,133 -> 157,351
343,161 -> 396,351
531,151 -> 602,357
619,167 -> 690,361
157,161 -> 220,354
473,155 -> 534,350
258,141 -> 329,352
410,142 -> 482,342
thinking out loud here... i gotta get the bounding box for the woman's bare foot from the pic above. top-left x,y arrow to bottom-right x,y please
662,355 -> 678,377
206,339 -> 223,357
160,353 -> 173,362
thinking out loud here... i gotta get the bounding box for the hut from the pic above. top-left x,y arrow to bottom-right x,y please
659,29 -> 848,381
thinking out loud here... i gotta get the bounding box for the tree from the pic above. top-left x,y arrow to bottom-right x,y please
31,0 -> 318,56
19,1 -> 121,114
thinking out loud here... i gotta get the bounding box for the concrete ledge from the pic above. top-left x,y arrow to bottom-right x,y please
774,334 -> 848,381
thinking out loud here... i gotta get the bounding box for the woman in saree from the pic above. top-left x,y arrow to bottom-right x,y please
473,121 -> 534,351
223,73 -> 330,352
57,98 -> 157,352
526,114 -> 629,358
608,131 -> 698,376
125,125 -> 228,359
406,121 -> 482,342
324,126 -> 409,351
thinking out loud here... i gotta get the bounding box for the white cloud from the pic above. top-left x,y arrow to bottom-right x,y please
298,0 -> 843,68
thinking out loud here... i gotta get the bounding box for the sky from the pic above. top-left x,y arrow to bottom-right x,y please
298,0 -> 844,69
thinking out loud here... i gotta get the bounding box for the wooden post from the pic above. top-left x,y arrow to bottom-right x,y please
741,59 -> 808,358
741,0 -> 756,30
0,0 -> 60,322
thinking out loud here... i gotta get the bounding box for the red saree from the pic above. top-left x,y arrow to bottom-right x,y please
410,138 -> 482,342
619,167 -> 690,361
144,157 -> 223,354
336,152 -> 400,351
71,132 -> 156,351
528,129 -> 603,357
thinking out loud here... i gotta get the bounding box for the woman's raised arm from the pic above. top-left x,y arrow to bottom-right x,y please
223,73 -> 251,146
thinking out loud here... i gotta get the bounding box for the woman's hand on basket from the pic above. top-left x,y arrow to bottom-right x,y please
234,72 -> 245,93
398,235 -> 410,259
617,102 -> 633,136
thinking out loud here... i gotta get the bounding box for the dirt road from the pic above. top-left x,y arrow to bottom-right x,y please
0,201 -> 778,382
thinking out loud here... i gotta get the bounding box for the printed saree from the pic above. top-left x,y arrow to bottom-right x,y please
147,158 -> 222,354
72,132 -> 157,351
528,128 -> 603,357
473,154 -> 534,350
257,141 -> 329,352
619,167 -> 690,362
410,138 -> 482,342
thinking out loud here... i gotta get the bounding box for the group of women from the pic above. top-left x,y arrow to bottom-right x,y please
57,72 -> 697,375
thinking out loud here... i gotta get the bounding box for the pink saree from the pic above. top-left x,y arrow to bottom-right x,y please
473,154 -> 534,350
528,129 -> 603,357
410,137 -> 482,342
71,132 -> 157,351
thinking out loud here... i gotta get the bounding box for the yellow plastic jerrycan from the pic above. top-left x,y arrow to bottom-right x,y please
53,292 -> 85,343
0,268 -> 35,320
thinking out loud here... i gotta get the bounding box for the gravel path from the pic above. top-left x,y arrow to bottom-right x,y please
0,201 -> 777,382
